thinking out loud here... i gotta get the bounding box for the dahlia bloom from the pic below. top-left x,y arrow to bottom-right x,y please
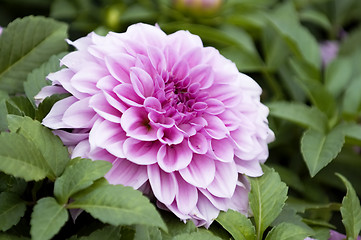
37,23 -> 274,227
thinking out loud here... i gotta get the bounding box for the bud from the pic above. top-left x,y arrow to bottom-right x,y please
173,0 -> 223,16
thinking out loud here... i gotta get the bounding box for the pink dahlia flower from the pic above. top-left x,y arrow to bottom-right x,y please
37,23 -> 274,227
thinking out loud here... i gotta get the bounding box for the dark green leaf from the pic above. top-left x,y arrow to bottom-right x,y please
0,90 -> 9,131
0,16 -> 68,94
0,192 -> 26,231
172,230 -> 222,240
265,222 -> 310,240
301,126 -> 345,177
267,101 -> 328,132
0,233 -> 30,240
299,9 -> 332,31
161,212 -> 196,240
336,173 -> 361,240
35,93 -> 70,121
216,209 -> 256,240
6,96 -> 35,118
134,225 -> 162,240
68,184 -> 167,231
8,115 -> 70,180
24,52 -> 66,106
343,122 -> 361,145
0,132 -> 48,181
249,166 -> 288,240
79,225 -> 121,240
54,158 -> 112,204
0,173 -> 27,195
271,206 -> 313,232
30,197 -> 68,240
342,76 -> 361,118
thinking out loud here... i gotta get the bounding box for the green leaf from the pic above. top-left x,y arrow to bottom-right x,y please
54,158 -> 112,204
325,57 -> 352,98
79,226 -> 121,240
6,96 -> 36,118
0,16 -> 68,94
172,230 -> 222,240
0,233 -> 30,240
267,2 -> 320,69
8,115 -> 70,180
161,212 -> 196,240
0,90 -> 9,131
30,197 -> 68,240
0,173 -> 27,195
68,183 -> 167,231
271,206 -> 313,232
0,132 -> 48,181
24,52 -> 67,106
0,192 -> 26,231
134,225 -> 162,240
336,173 -> 361,240
301,126 -> 345,177
267,101 -> 328,132
265,223 -> 310,240
343,122 -> 361,145
249,166 -> 288,240
299,9 -> 332,31
342,76 -> 361,118
216,209 -> 256,240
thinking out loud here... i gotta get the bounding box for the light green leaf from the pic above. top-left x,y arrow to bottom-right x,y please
24,52 -> 67,106
0,16 -> 68,94
342,76 -> 361,118
336,173 -> 361,240
0,132 -> 48,181
216,209 -> 256,240
0,192 -> 26,231
0,90 -> 9,131
172,230 -> 222,240
8,115 -> 70,180
267,2 -> 320,69
249,166 -> 288,240
265,223 -> 310,240
343,122 -> 361,145
301,126 -> 345,177
54,158 -> 112,204
325,57 -> 352,98
267,101 -> 328,132
134,225 -> 162,240
68,184 -> 167,231
30,197 -> 68,240
79,226 -> 121,240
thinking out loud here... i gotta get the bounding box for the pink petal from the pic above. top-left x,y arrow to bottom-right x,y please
144,97 -> 164,113
203,115 -> 229,139
113,83 -> 144,107
149,111 -> 174,128
157,141 -> 192,172
207,161 -> 238,198
104,53 -> 135,83
188,64 -> 214,90
188,133 -> 208,154
130,67 -> 154,98
171,59 -> 189,81
205,98 -> 225,115
147,45 -> 166,72
120,107 -> 158,141
106,158 -> 148,189
208,84 -> 242,108
179,154 -> 215,188
34,85 -> 68,105
96,75 -> 120,91
62,97 -> 97,128
196,193 -> 220,228
70,66 -> 106,94
157,127 -> 184,145
175,173 -> 198,214
103,91 -> 128,113
198,188 -> 228,211
61,50 -> 95,72
53,130 -> 88,146
234,156 -> 263,177
89,93 -> 122,123
89,119 -> 126,158
48,69 -> 87,99
210,138 -> 234,162
123,138 -> 160,165
71,140 -> 90,159
42,96 -> 77,129
148,164 -> 177,205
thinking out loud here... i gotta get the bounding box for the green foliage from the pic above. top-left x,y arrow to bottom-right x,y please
172,230 -> 223,240
265,222 -> 310,240
24,52 -> 67,106
7,115 -> 70,180
249,166 -> 288,240
30,197 -> 68,240
78,226 -> 121,240
54,158 -> 112,204
0,192 -> 26,231
68,183 -> 167,231
336,174 -> 361,240
0,16 -> 68,94
216,210 -> 256,240
301,126 -> 345,177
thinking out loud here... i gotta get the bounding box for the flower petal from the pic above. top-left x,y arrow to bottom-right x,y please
157,141 -> 192,172
123,138 -> 160,165
120,107 -> 158,141
179,154 -> 215,188
130,67 -> 154,98
113,83 -> 144,107
207,161 -> 238,198
104,53 -> 135,83
148,164 -> 177,205
157,127 -> 184,145
234,156 -> 263,177
89,93 -> 122,123
62,97 -> 97,128
188,133 -> 208,154
175,173 -> 198,214
42,96 -> 77,129
210,138 -> 234,162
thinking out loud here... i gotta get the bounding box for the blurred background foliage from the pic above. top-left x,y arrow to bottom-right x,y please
1,0 -> 361,238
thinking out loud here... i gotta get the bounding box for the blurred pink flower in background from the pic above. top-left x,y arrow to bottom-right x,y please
305,230 -> 361,240
320,40 -> 339,66
37,23 -> 274,227
0,27 -> 3,35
